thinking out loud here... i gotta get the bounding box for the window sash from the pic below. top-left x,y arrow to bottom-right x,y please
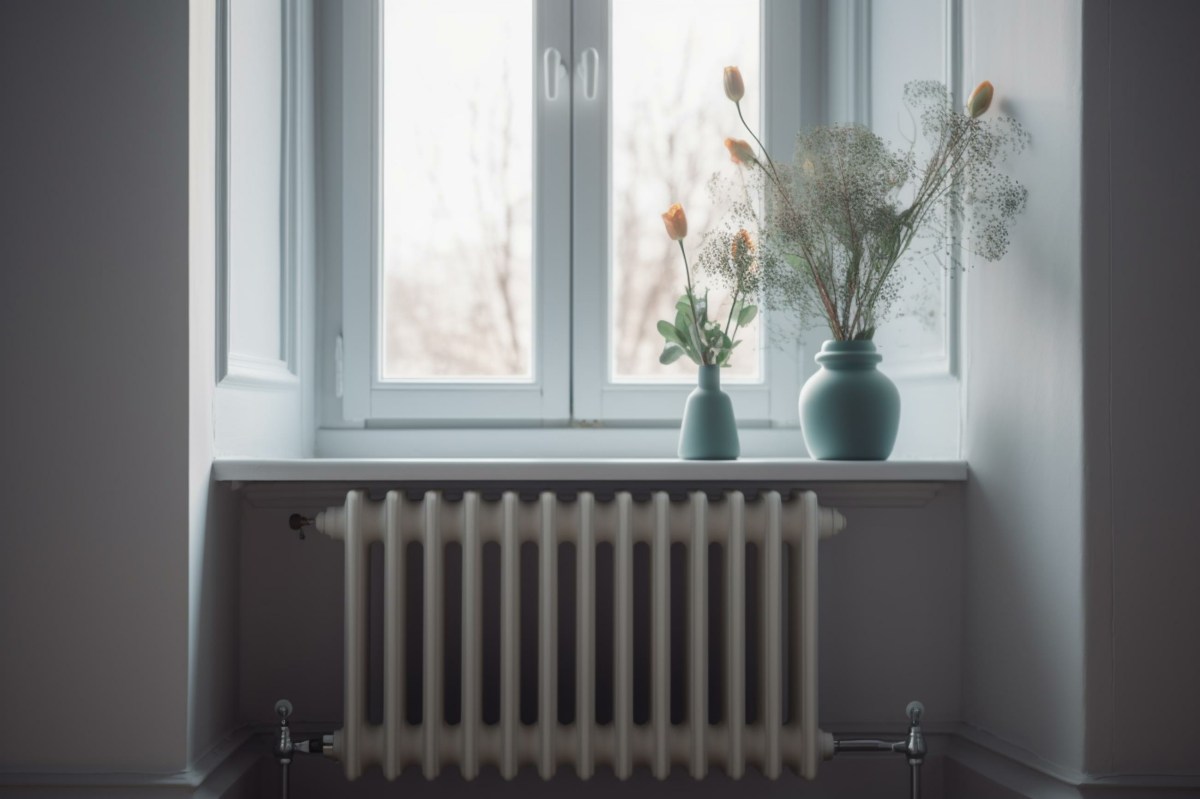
337,0 -> 810,426
570,0 -> 803,424
340,0 -> 571,423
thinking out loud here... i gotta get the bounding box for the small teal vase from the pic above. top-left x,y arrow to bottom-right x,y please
799,340 -> 900,460
678,364 -> 739,460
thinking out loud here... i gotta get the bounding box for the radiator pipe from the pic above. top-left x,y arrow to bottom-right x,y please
833,701 -> 926,799
273,700 -> 334,799
273,700 -> 293,799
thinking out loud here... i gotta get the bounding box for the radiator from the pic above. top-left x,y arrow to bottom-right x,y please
314,488 -> 846,781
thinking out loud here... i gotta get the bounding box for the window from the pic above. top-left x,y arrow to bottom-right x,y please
321,0 -> 960,457
332,0 -> 806,427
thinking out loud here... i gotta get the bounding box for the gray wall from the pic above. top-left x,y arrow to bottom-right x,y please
0,0 -> 243,782
0,0 -> 193,774
1082,0 -> 1200,778
962,0 -> 1088,776
963,0 -> 1200,787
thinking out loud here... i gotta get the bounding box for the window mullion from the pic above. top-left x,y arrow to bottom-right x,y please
569,0 -> 611,423
337,0 -> 378,422
762,0 -> 805,425
535,0 -> 574,423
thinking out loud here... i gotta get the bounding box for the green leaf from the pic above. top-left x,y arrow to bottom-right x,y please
657,320 -> 686,347
675,296 -> 698,327
659,344 -> 686,365
737,304 -> 758,327
853,326 -> 876,341
676,309 -> 703,356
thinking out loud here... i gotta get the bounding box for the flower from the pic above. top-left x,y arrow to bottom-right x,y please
661,203 -> 688,240
731,228 -> 754,260
706,79 -> 1026,342
723,66 -> 744,102
724,137 -> 756,166
966,80 -> 994,118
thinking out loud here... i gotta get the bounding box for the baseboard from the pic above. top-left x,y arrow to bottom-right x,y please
4,728 -> 1197,799
0,731 -> 259,798
946,730 -> 1200,799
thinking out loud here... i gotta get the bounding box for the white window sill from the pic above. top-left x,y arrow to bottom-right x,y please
313,424 -> 958,462
213,457 -> 966,508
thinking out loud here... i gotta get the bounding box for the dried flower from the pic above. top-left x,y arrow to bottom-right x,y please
724,137 -> 756,166
723,66 -> 744,103
731,229 -> 754,260
966,80 -> 994,118
705,78 -> 1027,342
661,203 -> 688,240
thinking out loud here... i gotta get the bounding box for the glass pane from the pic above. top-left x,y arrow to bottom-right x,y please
381,0 -> 534,380
611,0 -> 762,382
867,0 -> 947,367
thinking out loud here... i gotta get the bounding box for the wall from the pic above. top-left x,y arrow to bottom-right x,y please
1082,0 -> 1200,781
0,1 -> 250,792
0,0 -> 192,774
961,0 -> 1088,779
191,0 -> 244,770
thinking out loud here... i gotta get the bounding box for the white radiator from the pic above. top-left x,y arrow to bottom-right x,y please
314,488 -> 846,781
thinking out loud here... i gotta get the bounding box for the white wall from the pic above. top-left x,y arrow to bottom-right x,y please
961,0 -> 1088,778
1081,0 -> 1200,779
0,0 -> 192,773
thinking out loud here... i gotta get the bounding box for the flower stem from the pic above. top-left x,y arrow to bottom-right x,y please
737,102 -> 785,190
737,102 -> 845,339
679,240 -> 709,365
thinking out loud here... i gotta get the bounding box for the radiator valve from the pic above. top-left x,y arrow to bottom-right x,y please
832,700 -> 927,799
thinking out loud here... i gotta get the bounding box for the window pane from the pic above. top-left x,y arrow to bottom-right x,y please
610,0 -> 762,382
381,0 -> 534,380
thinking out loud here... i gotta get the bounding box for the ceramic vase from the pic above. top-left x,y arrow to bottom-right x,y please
799,340 -> 899,460
678,364 -> 739,460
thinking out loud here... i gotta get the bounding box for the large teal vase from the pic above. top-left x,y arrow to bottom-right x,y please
799,340 -> 900,460
678,365 -> 740,460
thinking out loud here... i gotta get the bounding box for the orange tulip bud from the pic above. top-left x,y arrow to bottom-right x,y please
662,203 -> 688,240
966,80 -> 994,118
723,66 -> 745,102
724,137 -> 756,166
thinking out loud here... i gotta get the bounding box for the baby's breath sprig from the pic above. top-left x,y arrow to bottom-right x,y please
713,70 -> 1028,341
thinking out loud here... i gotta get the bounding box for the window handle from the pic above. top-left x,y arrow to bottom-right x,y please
578,47 -> 600,101
543,47 -> 567,101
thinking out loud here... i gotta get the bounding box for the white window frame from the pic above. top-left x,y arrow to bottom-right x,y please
332,0 -> 808,428
319,0 -> 964,460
